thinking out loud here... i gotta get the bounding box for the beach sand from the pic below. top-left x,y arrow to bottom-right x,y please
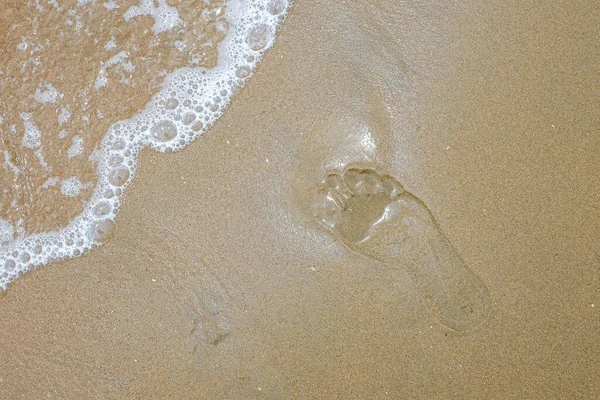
1,0 -> 599,398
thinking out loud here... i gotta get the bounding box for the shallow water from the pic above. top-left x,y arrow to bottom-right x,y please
0,0 -> 289,288
1,0 -> 226,233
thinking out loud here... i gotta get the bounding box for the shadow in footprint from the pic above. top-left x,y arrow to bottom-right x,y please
313,164 -> 491,331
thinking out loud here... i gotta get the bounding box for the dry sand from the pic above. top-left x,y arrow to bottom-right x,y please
1,0 -> 599,398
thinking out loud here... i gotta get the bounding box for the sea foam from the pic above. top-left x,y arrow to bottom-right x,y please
0,0 -> 290,290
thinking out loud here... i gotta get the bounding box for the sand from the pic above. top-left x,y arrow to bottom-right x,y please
1,0 -> 599,398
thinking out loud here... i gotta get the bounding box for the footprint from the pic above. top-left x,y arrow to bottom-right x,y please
313,165 -> 491,331
121,221 -> 234,354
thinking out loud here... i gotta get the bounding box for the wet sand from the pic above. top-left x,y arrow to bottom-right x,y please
1,0 -> 599,398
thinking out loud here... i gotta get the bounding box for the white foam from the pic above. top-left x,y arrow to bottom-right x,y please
40,177 -> 60,191
2,151 -> 20,175
58,106 -> 71,125
103,1 -> 118,11
67,136 -> 84,158
16,37 -> 30,51
34,82 -> 62,104
94,51 -> 134,90
34,0 -> 44,12
104,36 -> 117,51
35,148 -> 52,172
123,0 -> 183,35
60,177 -> 90,198
0,219 -> 13,248
0,0 -> 290,289
20,113 -> 42,149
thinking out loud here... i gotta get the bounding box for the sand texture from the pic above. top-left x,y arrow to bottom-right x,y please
0,0 -> 599,398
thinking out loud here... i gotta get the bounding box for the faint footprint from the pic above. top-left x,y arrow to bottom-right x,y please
125,221 -> 234,354
312,164 -> 491,331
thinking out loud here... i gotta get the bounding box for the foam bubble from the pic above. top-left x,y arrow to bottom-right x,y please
268,0 -> 287,15
108,167 -> 130,187
151,121 -> 178,142
165,98 -> 179,110
93,201 -> 112,217
108,154 -> 124,167
247,25 -> 274,51
236,66 -> 252,79
182,113 -> 196,125
89,219 -> 115,243
191,121 -> 204,132
4,259 -> 15,270
20,252 -> 31,263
